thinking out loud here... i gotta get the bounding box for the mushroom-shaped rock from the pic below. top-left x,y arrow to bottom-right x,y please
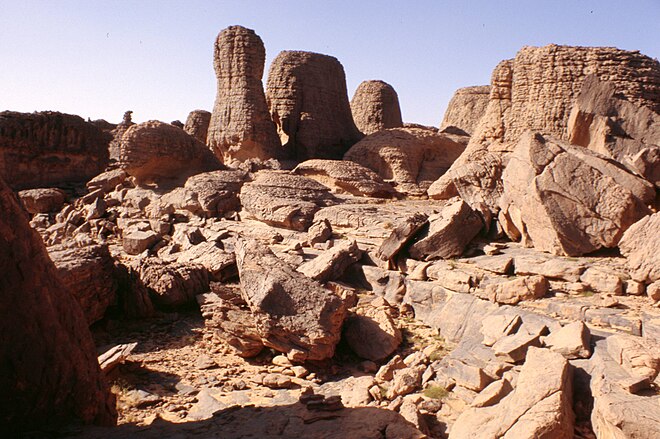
0,177 -> 116,431
498,132 -> 654,256
208,26 -> 282,163
235,238 -> 348,362
350,80 -> 403,135
439,85 -> 490,135
0,111 -> 110,190
183,109 -> 212,144
266,50 -> 363,161
344,127 -> 467,196
293,159 -> 397,198
239,170 -> 337,231
119,120 -> 221,185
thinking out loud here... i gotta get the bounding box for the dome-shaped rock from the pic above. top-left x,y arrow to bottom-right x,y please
350,80 -> 403,135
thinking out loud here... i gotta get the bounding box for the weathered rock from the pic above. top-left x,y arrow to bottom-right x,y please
307,218 -> 332,246
568,75 -> 660,184
240,171 -> 336,231
472,45 -> 660,149
408,198 -> 482,260
49,244 -> 116,324
86,169 -> 128,193
344,127 -> 467,196
451,347 -> 574,439
350,80 -> 403,135
499,132 -> 653,256
0,111 -> 110,190
297,240 -> 362,283
119,121 -> 220,184
439,85 -> 490,135
377,213 -> 428,262
293,159 -> 396,198
580,267 -> 623,295
648,282 -> 660,302
544,321 -> 591,360
122,229 -> 160,255
183,109 -> 212,144
197,286 -> 264,358
170,241 -> 236,282
343,303 -> 402,361
481,314 -> 522,347
606,334 -> 660,382
0,177 -> 115,431
440,357 -> 493,392
477,275 -> 549,305
619,212 -> 660,284
266,50 -> 362,161
492,327 -> 543,364
137,259 -> 209,307
108,111 -> 134,161
182,170 -> 246,217
235,238 -> 348,362
470,378 -> 513,408
387,365 -> 425,399
208,26 -> 282,163
18,188 -> 66,214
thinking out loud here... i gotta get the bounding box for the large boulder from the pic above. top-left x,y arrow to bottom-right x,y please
119,121 -> 220,184
235,238 -> 348,362
350,80 -> 403,135
450,347 -> 574,439
182,170 -> 246,217
266,51 -> 363,161
137,259 -> 209,307
18,188 -> 66,214
240,171 -> 337,231
207,26 -> 282,163
293,159 -> 397,198
344,127 -> 467,196
0,177 -> 116,431
183,109 -> 212,144
49,244 -> 117,324
439,85 -> 490,135
568,75 -> 660,186
619,212 -> 660,284
498,132 -> 654,256
0,111 -> 110,190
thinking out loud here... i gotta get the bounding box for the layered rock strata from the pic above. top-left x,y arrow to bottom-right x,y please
266,50 -> 363,160
350,80 -> 403,135
207,26 -> 282,163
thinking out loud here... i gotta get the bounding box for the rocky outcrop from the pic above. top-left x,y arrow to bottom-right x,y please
293,159 -> 397,198
450,347 -> 574,438
119,120 -> 220,184
439,85 -> 490,135
350,80 -> 403,135
235,239 -> 348,362
0,177 -> 115,431
619,212 -> 660,284
498,132 -> 654,256
207,26 -> 282,163
408,198 -> 483,260
297,239 -> 362,283
136,259 -> 209,307
344,127 -> 467,196
49,244 -> 117,324
473,45 -> 660,148
266,51 -> 363,161
183,110 -> 212,144
567,75 -> 660,185
18,188 -> 66,214
240,171 -> 336,231
0,111 -> 110,190
183,170 -> 246,217
108,111 -> 134,161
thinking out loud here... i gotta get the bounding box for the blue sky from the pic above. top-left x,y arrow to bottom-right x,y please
1,1 -> 658,126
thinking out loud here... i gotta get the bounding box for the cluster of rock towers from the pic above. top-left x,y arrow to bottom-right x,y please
206,25 -> 403,165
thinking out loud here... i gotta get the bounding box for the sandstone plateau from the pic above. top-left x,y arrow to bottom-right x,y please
1,26 -> 659,439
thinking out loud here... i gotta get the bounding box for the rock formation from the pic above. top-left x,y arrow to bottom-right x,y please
183,110 -> 212,144
119,120 -> 221,184
567,75 -> 660,186
439,85 -> 490,135
0,177 -> 115,431
350,80 -> 403,135
266,50 -> 363,161
108,111 -> 134,161
619,212 -> 660,285
235,238 -> 348,361
498,132 -> 654,256
293,159 -> 397,198
0,111 -> 110,190
18,188 -> 66,214
240,171 -> 337,230
343,127 -> 467,196
207,26 -> 282,163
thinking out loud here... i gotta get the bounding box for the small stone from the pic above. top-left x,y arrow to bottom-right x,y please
262,373 -> 292,389
194,354 -> 217,370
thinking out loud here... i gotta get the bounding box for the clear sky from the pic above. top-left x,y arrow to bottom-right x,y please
1,1 -> 659,126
